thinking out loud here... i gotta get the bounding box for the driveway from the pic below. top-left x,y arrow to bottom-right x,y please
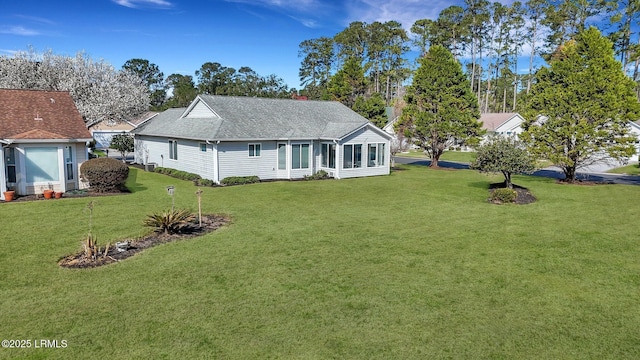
394,156 -> 640,186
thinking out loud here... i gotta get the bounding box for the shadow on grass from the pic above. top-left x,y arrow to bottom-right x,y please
126,167 -> 148,193
468,181 -> 492,190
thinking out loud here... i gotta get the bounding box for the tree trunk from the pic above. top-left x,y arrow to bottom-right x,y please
512,74 -> 517,111
563,165 -> 577,183
430,153 -> 440,168
502,170 -> 512,189
503,87 -> 507,113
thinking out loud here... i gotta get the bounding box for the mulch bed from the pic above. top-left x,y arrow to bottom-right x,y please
488,182 -> 537,205
7,189 -> 129,202
58,214 -> 230,269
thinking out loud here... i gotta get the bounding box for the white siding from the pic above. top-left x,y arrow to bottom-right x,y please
338,126 -> 390,179
135,136 -> 216,180
218,141 -> 283,180
134,127 -> 390,183
185,100 -> 216,118
494,115 -> 525,138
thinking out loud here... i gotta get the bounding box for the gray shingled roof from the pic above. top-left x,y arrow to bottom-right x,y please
132,95 -> 375,141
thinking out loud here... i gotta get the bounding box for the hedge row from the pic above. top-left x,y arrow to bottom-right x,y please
220,176 -> 260,186
154,167 -> 215,187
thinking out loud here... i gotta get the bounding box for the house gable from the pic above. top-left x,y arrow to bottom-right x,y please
480,113 -> 525,136
183,97 -> 221,119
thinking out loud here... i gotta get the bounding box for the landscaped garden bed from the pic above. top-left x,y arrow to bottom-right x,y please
59,214 -> 230,268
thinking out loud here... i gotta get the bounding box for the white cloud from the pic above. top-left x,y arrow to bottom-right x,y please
223,0 -> 334,27
344,0 -> 517,29
113,0 -> 173,9
0,26 -> 40,36
224,0 -> 323,13
0,49 -> 19,55
14,15 -> 56,26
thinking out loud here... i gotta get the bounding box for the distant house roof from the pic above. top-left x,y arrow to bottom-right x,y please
0,88 -> 92,141
89,111 -> 159,131
479,113 -> 522,131
133,95 -> 390,141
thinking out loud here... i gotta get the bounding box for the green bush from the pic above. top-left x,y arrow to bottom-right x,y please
80,157 -> 129,193
144,208 -> 196,234
154,167 -> 202,181
221,176 -> 260,186
304,170 -> 330,181
195,178 -> 216,187
490,188 -> 517,204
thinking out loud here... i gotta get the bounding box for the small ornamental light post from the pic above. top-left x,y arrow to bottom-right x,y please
166,185 -> 175,211
195,188 -> 203,227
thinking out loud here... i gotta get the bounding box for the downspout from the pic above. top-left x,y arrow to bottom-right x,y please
333,139 -> 340,179
1,140 -> 13,199
287,140 -> 291,180
213,141 -> 220,184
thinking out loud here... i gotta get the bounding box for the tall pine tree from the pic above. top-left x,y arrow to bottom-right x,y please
398,45 -> 482,168
522,27 -> 640,182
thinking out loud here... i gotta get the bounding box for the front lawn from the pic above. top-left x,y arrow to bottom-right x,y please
607,163 -> 640,175
397,149 -> 477,163
1,166 -> 639,359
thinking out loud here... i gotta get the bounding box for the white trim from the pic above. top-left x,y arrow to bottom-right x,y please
248,143 -> 262,158
181,96 -> 221,119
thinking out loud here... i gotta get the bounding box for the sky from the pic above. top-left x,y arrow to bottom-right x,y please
0,0 -> 519,89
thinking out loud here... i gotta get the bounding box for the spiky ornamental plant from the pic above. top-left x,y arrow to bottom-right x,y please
398,45 -> 482,168
521,27 -> 640,182
144,209 -> 196,235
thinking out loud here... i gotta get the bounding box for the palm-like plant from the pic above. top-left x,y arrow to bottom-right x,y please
144,209 -> 196,234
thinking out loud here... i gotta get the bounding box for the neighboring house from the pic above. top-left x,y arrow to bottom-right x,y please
132,95 -> 392,183
628,120 -> 640,162
89,111 -> 157,149
0,89 -> 93,200
480,113 -> 525,139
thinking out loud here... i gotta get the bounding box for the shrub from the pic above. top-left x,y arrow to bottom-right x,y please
80,157 -> 129,192
491,188 -> 517,204
304,170 -> 330,181
154,167 -> 202,181
144,208 -> 196,234
195,178 -> 216,187
221,176 -> 260,186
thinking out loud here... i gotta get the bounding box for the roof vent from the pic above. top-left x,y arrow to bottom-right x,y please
34,112 -> 43,121
50,98 -> 55,104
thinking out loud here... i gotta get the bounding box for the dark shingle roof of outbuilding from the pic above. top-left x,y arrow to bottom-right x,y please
132,95 -> 376,141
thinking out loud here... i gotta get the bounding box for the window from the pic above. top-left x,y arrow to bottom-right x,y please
169,140 -> 178,160
321,143 -> 336,169
249,143 -> 261,157
278,143 -> 286,170
25,147 -> 59,183
200,143 -> 207,152
343,144 -> 362,169
368,143 -> 385,167
4,147 -> 16,183
291,144 -> 309,169
64,146 -> 74,181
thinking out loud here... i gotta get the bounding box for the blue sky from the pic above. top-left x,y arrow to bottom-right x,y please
0,0 -> 517,89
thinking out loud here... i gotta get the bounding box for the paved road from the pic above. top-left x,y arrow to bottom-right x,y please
394,156 -> 640,186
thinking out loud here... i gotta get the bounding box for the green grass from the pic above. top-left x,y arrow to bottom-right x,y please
1,166 -> 640,359
397,149 -> 477,163
607,162 -> 640,175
